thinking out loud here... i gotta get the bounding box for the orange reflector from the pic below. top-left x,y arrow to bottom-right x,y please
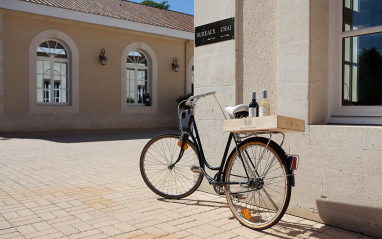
177,141 -> 188,150
240,208 -> 252,220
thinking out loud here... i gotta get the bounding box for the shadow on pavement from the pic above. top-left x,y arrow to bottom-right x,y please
0,128 -> 179,143
157,198 -> 228,209
158,198 -> 349,239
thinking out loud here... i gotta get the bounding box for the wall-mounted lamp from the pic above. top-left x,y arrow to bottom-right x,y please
99,48 -> 107,65
172,57 -> 179,72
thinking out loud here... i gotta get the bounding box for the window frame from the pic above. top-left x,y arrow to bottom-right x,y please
36,40 -> 70,105
329,0 -> 382,124
121,42 -> 158,113
126,51 -> 149,105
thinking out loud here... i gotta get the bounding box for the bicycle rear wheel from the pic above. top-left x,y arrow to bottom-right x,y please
140,134 -> 203,199
224,137 -> 291,230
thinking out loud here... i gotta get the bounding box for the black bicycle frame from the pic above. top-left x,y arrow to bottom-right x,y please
176,113 -> 248,185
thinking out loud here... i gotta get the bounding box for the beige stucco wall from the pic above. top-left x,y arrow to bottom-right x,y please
195,0 -> 382,238
0,10 -> 193,132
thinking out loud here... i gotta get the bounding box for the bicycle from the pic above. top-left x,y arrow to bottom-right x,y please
140,91 -> 299,230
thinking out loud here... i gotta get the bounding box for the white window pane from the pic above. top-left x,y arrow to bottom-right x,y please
352,37 -> 358,63
37,89 -> 43,102
37,61 -> 43,74
54,62 -> 60,75
61,90 -> 68,103
127,92 -> 135,104
44,61 -> 50,72
37,74 -> 43,88
351,66 -> 358,102
344,38 -> 350,62
61,63 -> 67,75
353,0 -> 359,12
61,76 -> 67,88
343,65 -> 350,102
130,80 -> 134,92
126,69 -> 130,80
137,70 -> 142,81
127,51 -> 147,66
345,0 -> 351,9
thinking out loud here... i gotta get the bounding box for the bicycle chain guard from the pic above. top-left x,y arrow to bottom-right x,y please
213,173 -> 225,195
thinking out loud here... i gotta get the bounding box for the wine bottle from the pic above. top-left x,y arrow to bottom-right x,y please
259,90 -> 270,117
248,92 -> 259,118
145,93 -> 150,106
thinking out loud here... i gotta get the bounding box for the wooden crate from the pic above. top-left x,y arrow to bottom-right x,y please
224,115 -> 305,133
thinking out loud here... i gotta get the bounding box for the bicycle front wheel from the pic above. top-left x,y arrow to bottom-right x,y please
140,134 -> 203,199
224,137 -> 291,230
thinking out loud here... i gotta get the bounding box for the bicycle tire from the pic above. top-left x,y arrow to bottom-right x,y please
224,137 -> 292,230
140,134 -> 203,199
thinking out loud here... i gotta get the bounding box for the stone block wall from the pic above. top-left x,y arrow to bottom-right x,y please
195,0 -> 382,237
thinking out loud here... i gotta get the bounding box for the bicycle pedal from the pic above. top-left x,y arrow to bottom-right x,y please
190,166 -> 202,173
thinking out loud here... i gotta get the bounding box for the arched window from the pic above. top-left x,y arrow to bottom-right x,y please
126,51 -> 149,105
36,40 -> 69,103
121,42 -> 157,113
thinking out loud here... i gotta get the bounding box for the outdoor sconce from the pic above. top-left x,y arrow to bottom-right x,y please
99,48 -> 107,65
172,57 -> 179,72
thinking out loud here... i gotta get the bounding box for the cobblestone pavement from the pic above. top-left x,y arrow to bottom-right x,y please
0,129 -> 375,239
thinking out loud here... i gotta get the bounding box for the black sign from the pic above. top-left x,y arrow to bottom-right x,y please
195,17 -> 235,47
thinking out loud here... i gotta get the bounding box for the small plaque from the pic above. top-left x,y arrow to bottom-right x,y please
195,17 -> 235,47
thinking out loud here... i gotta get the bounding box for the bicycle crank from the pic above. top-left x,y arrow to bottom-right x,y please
213,173 -> 225,195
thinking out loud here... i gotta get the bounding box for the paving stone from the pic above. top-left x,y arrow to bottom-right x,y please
32,221 -> 53,231
68,229 -> 103,239
0,231 -> 24,239
24,228 -> 59,239
113,230 -> 146,239
112,222 -> 137,233
71,222 -> 94,232
98,225 -> 123,236
0,220 -> 12,230
56,225 -> 80,236
38,212 -> 57,221
16,225 -> 37,234
2,212 -> 19,220
0,129 -> 370,239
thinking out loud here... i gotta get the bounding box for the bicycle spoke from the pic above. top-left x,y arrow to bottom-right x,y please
225,139 -> 290,230
141,135 -> 203,199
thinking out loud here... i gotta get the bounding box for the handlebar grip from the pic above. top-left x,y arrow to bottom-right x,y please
185,91 -> 216,106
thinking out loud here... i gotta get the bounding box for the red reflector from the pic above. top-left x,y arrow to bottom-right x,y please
289,155 -> 299,170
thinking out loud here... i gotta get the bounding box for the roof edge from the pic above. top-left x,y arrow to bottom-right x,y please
123,0 -> 194,17
0,0 -> 194,40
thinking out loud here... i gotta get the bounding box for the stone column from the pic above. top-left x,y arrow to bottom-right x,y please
194,0 -> 236,192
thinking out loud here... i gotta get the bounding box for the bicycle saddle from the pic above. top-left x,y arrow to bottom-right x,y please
225,104 -> 249,118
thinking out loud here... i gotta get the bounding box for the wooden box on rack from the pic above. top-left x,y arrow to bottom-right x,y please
223,115 -> 305,133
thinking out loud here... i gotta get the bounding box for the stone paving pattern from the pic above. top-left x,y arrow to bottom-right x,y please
0,129 -> 376,239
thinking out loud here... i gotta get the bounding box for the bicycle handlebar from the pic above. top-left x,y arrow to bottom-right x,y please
185,91 -> 216,106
